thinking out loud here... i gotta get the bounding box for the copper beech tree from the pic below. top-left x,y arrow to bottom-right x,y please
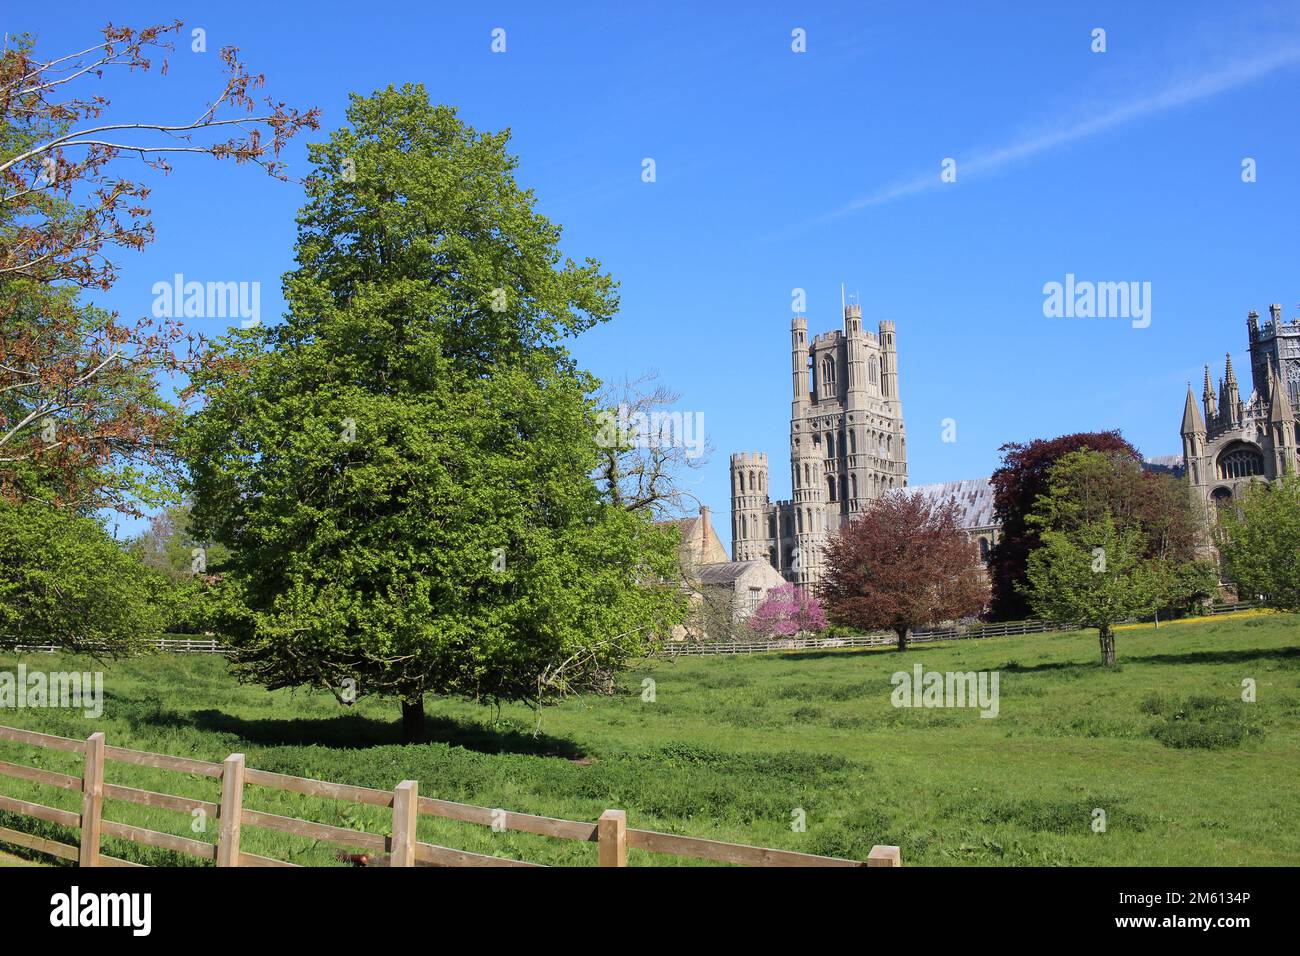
0,22 -> 318,511
819,491 -> 989,651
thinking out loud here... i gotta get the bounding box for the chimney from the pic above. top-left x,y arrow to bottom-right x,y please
698,506 -> 711,545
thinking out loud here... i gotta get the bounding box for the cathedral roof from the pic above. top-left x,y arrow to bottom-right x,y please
909,478 -> 997,530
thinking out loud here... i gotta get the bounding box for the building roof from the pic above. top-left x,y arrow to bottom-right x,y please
693,560 -> 769,586
909,478 -> 996,530
1142,454 -> 1186,477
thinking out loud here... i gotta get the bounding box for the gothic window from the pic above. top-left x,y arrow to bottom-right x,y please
979,537 -> 990,561
1218,444 -> 1264,480
1211,487 -> 1233,510
850,473 -> 858,499
738,471 -> 745,493
826,474 -> 836,501
797,510 -> 803,533
849,430 -> 856,454
821,356 -> 836,385
870,355 -> 879,385
741,515 -> 747,538
826,433 -> 835,457
749,470 -> 756,491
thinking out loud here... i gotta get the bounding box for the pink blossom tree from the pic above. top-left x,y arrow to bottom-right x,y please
748,583 -> 829,640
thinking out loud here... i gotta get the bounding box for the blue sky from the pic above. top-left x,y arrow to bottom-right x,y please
11,1 -> 1300,544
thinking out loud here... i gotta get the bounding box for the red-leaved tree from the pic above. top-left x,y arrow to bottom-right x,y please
986,431 -> 1141,620
748,582 -> 828,640
0,23 -> 318,513
819,491 -> 988,651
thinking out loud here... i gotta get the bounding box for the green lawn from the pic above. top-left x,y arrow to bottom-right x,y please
1,613 -> 1297,866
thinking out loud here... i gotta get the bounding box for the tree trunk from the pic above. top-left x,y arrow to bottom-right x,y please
401,698 -> 425,743
896,627 -> 909,652
1098,625 -> 1116,667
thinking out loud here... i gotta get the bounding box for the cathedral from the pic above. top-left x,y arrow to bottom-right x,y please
1181,303 -> 1299,514
730,301 -> 908,588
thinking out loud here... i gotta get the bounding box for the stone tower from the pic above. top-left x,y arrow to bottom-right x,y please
731,295 -> 908,588
1181,302 -> 1299,520
729,452 -> 770,563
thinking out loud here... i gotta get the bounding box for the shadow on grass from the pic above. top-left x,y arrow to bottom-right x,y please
1124,646 -> 1300,667
116,700 -> 586,759
998,646 -> 1299,673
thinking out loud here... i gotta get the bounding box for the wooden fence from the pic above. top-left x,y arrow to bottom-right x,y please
664,601 -> 1264,657
0,724 -> 901,868
0,603 -> 1260,658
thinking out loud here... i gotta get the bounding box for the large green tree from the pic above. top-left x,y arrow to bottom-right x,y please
1022,450 -> 1216,664
183,87 -> 684,740
1216,476 -> 1300,611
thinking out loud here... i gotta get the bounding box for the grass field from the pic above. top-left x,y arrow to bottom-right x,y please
1,613 -> 1297,866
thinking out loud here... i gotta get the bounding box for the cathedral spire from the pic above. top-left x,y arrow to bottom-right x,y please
1223,353 -> 1241,424
1269,359 -> 1294,424
1202,364 -> 1217,420
1181,382 -> 1205,436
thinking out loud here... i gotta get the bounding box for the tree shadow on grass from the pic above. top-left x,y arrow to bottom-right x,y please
993,646 -> 1298,674
1123,646 -> 1300,668
122,704 -> 586,759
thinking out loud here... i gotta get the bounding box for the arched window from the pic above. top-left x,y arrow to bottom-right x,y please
797,510 -> 803,533
870,355 -> 879,385
741,515 -> 747,538
826,474 -> 836,501
1211,487 -> 1233,509
749,470 -> 756,491
848,430 -> 856,454
850,474 -> 858,499
1218,444 -> 1264,480
826,433 -> 835,457
979,537 -> 990,561
738,471 -> 745,493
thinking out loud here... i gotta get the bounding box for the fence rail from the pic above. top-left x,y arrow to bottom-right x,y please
0,603 -> 1261,658
0,724 -> 900,869
662,601 -> 1263,657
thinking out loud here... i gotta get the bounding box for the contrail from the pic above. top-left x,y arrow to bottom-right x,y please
815,44 -> 1300,224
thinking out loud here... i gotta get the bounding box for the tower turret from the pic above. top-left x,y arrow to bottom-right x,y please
729,452 -> 770,562
1181,383 -> 1207,488
844,303 -> 867,412
1223,353 -> 1242,426
1268,360 -> 1296,476
791,317 -> 810,417
1202,364 -> 1218,423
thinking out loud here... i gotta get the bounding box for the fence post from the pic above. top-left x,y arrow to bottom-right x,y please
78,732 -> 105,867
391,780 -> 418,867
867,844 -> 901,867
598,809 -> 627,867
216,753 -> 245,867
